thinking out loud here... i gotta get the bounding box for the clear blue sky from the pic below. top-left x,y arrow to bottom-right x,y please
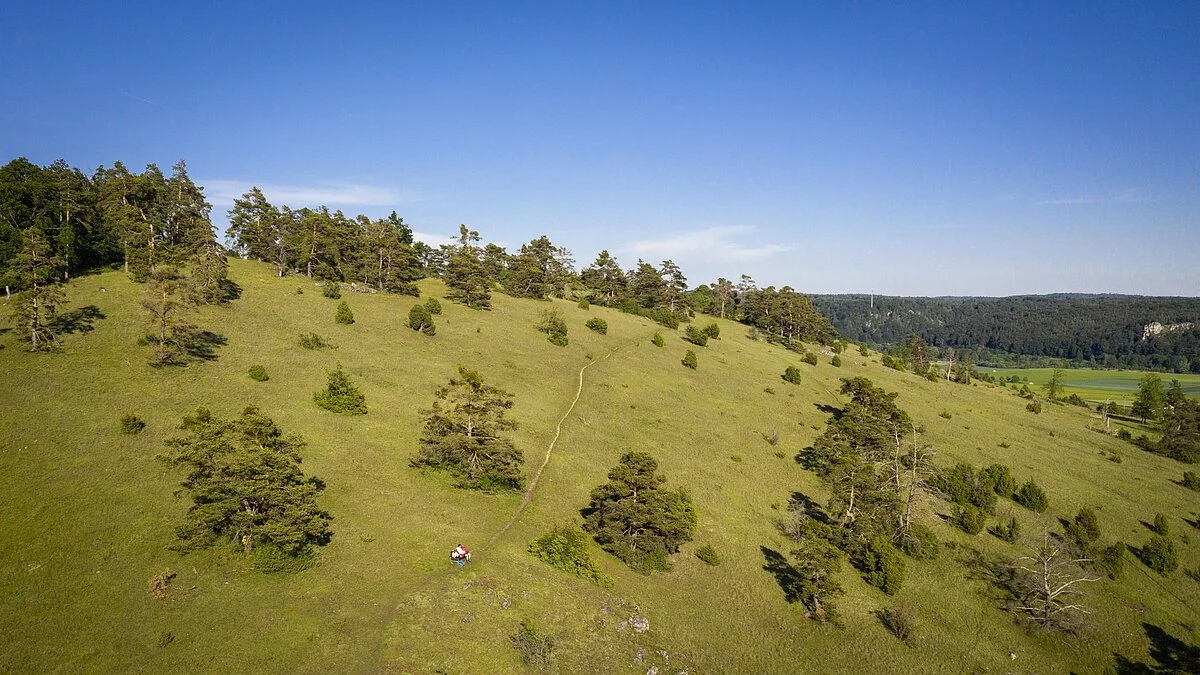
3,1 -> 1198,296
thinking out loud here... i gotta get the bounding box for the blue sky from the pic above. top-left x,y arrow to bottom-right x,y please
3,2 -> 1198,296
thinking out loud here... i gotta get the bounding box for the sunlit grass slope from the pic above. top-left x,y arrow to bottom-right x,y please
1,258 -> 1197,673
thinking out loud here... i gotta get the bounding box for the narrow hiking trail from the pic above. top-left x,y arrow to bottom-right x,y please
366,341 -> 629,664
483,345 -> 620,549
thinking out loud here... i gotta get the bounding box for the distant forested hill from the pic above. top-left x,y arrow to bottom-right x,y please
811,294 -> 1200,372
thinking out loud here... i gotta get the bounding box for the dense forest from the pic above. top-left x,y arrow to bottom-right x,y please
811,294 -> 1200,372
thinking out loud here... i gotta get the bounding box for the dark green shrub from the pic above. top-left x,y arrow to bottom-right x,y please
1013,480 -> 1049,513
898,523 -> 940,559
939,411 -> 952,419
1096,542 -> 1126,579
881,354 -> 905,371
1117,428 -> 1132,441
859,344 -> 869,356
250,544 -> 316,573
423,297 -> 442,315
322,282 -> 340,299
314,364 -> 367,415
585,317 -> 607,334
1139,534 -> 1178,574
538,309 -> 568,346
980,463 -> 1017,498
1152,512 -> 1170,535
880,603 -> 917,647
511,619 -> 555,670
645,548 -> 671,572
702,322 -> 720,339
858,537 -> 906,595
782,366 -> 802,385
120,414 -> 147,434
1073,507 -> 1102,542
933,463 -> 997,512
248,365 -> 269,382
682,350 -> 697,369
831,355 -> 842,367
577,298 -> 589,310
696,544 -> 721,566
408,304 -> 436,335
334,301 -> 354,324
683,324 -> 709,346
802,352 -> 819,366
528,523 -> 612,587
297,332 -> 334,349
953,504 -> 987,535
988,516 -> 1021,543
1183,472 -> 1200,491
1026,401 -> 1042,414
651,332 -> 665,347
831,340 -> 845,354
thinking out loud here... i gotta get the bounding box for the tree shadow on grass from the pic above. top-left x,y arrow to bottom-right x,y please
795,446 -> 827,472
1183,516 -> 1200,531
760,546 -> 802,604
218,279 -> 242,302
1113,622 -> 1200,673
182,330 -> 227,361
49,305 -> 106,335
957,545 -> 1018,606
813,403 -> 842,419
787,492 -> 833,526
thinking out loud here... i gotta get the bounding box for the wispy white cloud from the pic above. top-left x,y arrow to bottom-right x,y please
201,179 -> 420,208
412,231 -> 457,247
622,225 -> 789,262
1035,188 -> 1146,206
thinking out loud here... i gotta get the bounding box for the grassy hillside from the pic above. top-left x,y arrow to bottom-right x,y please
1,259 -> 1198,673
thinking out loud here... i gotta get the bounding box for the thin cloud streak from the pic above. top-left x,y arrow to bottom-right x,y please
201,179 -> 421,208
1035,188 -> 1146,206
622,225 -> 789,262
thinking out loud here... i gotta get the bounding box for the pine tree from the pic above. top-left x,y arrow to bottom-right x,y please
189,239 -> 230,304
412,367 -> 522,490
660,259 -> 690,315
711,277 -> 736,319
162,405 -> 332,558
142,266 -> 196,365
1132,373 -> 1166,423
505,235 -> 574,299
10,229 -> 66,351
314,364 -> 367,414
334,301 -> 355,324
226,187 -> 294,276
444,225 -> 492,309
580,250 -> 628,305
582,452 -> 697,572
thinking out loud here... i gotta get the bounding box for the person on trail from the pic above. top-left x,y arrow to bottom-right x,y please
450,544 -> 471,566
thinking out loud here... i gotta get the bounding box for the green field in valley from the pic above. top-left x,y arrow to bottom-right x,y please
1,259 -> 1198,673
976,367 -> 1200,404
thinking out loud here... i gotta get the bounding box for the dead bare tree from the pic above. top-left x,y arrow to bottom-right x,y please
1012,530 -> 1101,631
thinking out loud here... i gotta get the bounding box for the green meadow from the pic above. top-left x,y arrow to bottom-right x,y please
978,367 -> 1200,404
2,259 -> 1198,673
